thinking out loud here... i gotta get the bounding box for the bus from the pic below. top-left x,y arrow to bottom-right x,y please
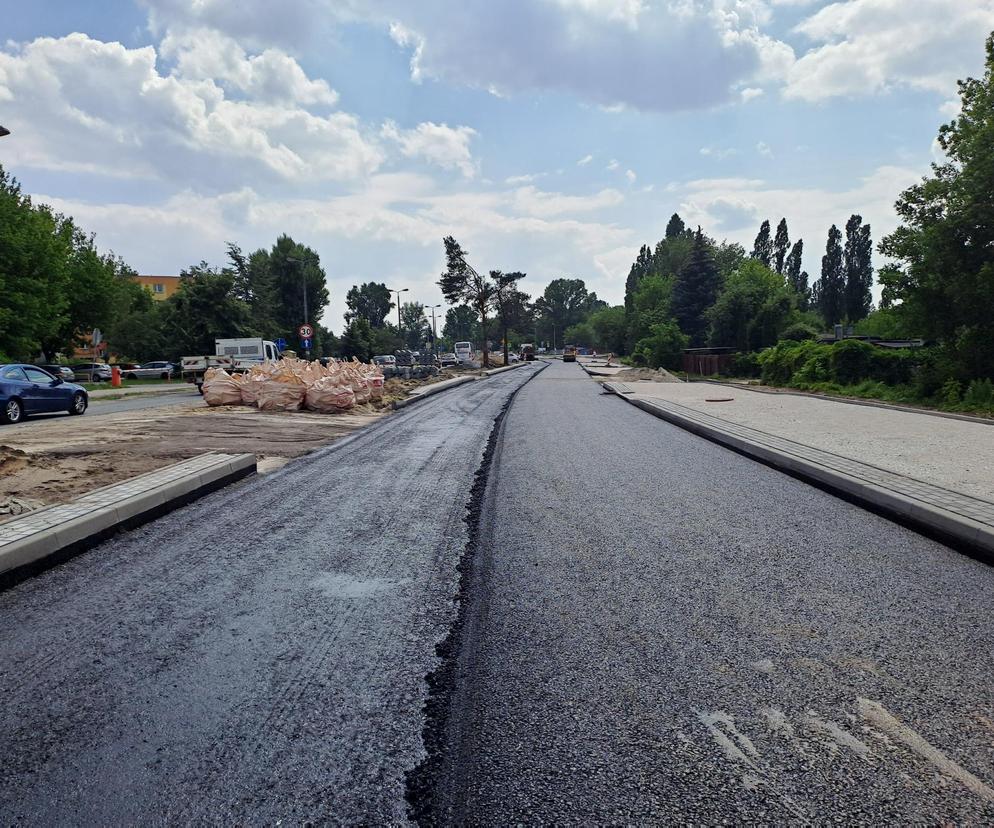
454,341 -> 474,363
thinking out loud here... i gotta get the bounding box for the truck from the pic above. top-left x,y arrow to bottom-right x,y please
181,338 -> 280,393
519,343 -> 536,362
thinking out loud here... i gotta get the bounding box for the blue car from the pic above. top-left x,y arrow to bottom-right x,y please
0,363 -> 88,424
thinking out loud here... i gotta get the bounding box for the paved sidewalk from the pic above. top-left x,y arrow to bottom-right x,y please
605,380 -> 994,553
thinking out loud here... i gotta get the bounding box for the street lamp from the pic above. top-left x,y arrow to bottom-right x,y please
287,256 -> 310,358
425,303 -> 441,356
388,287 -> 409,330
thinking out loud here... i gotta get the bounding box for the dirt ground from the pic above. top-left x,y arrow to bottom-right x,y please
603,367 -> 682,382
0,375 -> 457,522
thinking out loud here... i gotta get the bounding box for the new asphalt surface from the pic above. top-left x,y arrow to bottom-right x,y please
438,360 -> 994,824
0,364 -> 540,824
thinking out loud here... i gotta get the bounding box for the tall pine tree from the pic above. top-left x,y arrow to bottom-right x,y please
773,218 -> 790,274
624,244 -> 653,310
816,224 -> 845,326
751,220 -> 773,268
672,228 -> 722,346
843,214 -> 873,323
665,213 -> 686,239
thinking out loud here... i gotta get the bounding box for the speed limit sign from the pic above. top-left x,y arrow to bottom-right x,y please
298,324 -> 313,339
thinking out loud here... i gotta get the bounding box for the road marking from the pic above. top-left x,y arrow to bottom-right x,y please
804,713 -> 872,761
858,698 -> 994,802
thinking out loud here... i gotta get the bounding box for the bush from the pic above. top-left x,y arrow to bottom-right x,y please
778,322 -> 819,342
757,340 -> 821,385
633,320 -> 688,371
941,378 -> 963,407
963,378 -> 994,411
828,339 -> 876,385
729,351 -> 760,378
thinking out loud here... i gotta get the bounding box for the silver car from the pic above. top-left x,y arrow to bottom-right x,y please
121,361 -> 176,380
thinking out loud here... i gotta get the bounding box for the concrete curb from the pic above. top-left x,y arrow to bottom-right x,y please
0,452 -> 256,588
481,362 -> 530,377
393,375 -> 477,410
698,379 -> 994,426
88,384 -> 193,399
603,383 -> 994,557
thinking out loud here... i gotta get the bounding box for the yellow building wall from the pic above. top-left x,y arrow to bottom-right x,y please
133,275 -> 181,301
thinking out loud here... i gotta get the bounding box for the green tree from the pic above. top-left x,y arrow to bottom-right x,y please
633,320 -> 688,370
815,224 -> 845,326
534,277 -> 604,347
707,259 -> 791,351
751,219 -> 773,268
158,263 -> 253,361
624,244 -> 653,311
339,317 -> 375,361
492,270 -> 529,364
672,228 -> 722,346
587,305 -> 627,354
439,236 -> 496,365
773,218 -> 790,275
843,214 -> 873,323
785,240 -> 808,308
442,305 -> 479,346
665,213 -> 686,238
399,301 -> 431,350
345,282 -> 394,328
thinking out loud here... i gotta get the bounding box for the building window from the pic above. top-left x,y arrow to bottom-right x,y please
154,284 -> 165,294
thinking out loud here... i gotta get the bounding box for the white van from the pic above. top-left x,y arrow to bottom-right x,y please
454,341 -> 474,363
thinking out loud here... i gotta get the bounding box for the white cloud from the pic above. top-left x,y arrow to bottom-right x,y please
505,172 -> 547,184
700,146 -> 739,161
510,185 -> 624,217
785,0 -> 994,103
381,120 -> 479,178
740,87 -> 764,102
606,159 -> 620,171
0,33 -> 382,188
756,141 -> 774,158
577,154 -> 594,166
625,169 -> 637,183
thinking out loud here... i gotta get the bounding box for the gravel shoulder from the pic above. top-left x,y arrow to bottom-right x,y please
448,360 -> 994,824
620,380 -> 994,501
0,365 -> 540,823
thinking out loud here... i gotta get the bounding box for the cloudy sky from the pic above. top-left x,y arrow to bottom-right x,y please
2,0 -> 990,332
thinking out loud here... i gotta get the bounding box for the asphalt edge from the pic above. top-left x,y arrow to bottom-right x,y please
0,454 -> 257,591
404,360 -> 547,824
393,375 -> 477,409
603,383 -> 994,560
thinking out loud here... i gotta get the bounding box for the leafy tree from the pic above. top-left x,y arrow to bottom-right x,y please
534,277 -> 603,346
751,220 -> 773,268
633,320 -> 688,371
627,274 -> 673,348
715,241 -> 746,279
492,271 -> 529,364
773,218 -> 790,275
815,224 -> 845,326
672,228 -> 722,346
442,305 -> 479,346
707,259 -> 790,351
339,317 -> 375,362
158,263 -> 253,361
587,306 -> 627,354
439,236 -> 495,365
624,244 -> 653,310
345,282 -> 394,328
370,324 -> 404,357
854,307 -> 912,339
843,214 -> 873,323
665,213 -> 686,239
400,301 -> 431,350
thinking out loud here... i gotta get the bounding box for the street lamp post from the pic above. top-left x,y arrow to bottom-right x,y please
287,256 -> 309,358
425,303 -> 441,357
388,287 -> 409,332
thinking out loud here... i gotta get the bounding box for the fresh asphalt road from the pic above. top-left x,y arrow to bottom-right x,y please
4,360 -> 994,824
438,360 -> 994,824
0,365 -> 539,824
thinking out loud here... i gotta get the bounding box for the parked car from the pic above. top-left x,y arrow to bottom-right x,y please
121,361 -> 175,380
373,355 -> 397,367
439,352 -> 458,367
36,364 -> 76,382
0,364 -> 88,424
70,363 -> 113,382
506,352 -> 520,363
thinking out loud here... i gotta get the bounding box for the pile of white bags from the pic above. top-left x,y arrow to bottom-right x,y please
202,358 -> 385,413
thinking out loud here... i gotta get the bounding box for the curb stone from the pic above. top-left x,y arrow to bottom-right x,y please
0,452 -> 256,588
603,382 -> 994,558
